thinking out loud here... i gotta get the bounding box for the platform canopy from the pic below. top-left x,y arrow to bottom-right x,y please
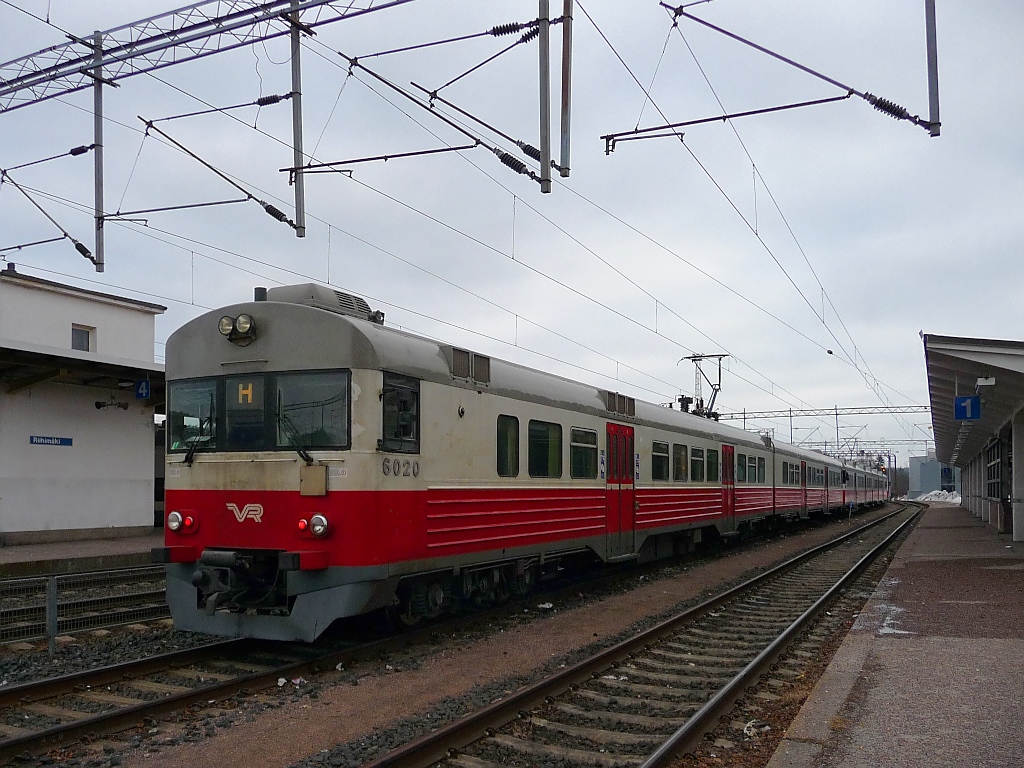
923,334 -> 1024,466
0,339 -> 165,412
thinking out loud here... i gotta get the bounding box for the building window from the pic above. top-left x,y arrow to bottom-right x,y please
71,324 -> 93,351
651,441 -> 670,481
497,415 -> 519,477
570,427 -> 598,479
673,444 -> 688,482
528,420 -> 562,478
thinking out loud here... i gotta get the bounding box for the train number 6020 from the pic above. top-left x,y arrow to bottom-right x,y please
382,457 -> 420,477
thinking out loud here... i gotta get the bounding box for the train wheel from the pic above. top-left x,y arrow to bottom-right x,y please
391,597 -> 421,629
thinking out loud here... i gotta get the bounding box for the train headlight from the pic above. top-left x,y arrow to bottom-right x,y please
167,511 -> 183,531
309,514 -> 329,537
218,316 -> 234,336
234,313 -> 254,333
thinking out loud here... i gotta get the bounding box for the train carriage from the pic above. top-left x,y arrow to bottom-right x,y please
156,284 -> 888,641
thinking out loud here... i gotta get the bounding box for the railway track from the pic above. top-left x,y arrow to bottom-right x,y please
0,505 -> 904,764
0,636 -> 364,762
358,504 -> 920,768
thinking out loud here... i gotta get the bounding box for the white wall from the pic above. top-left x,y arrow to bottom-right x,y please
0,383 -> 155,534
0,277 -> 156,363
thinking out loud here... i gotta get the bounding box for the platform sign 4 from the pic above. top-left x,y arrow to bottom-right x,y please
954,395 -> 981,421
135,379 -> 151,400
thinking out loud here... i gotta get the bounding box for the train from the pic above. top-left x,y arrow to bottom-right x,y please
155,283 -> 888,641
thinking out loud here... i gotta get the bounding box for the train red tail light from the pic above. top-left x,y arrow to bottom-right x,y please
184,516 -> 195,529
298,519 -> 308,532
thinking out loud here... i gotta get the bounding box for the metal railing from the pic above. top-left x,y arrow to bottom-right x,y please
0,566 -> 169,652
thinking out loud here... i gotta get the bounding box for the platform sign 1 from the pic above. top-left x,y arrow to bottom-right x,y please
135,379 -> 151,400
954,395 -> 981,421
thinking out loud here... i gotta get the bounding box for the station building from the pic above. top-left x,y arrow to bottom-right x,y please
923,333 -> 1024,540
0,262 -> 165,544
908,449 -> 960,498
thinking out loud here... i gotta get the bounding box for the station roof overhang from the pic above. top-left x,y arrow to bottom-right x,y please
0,338 -> 165,412
923,333 -> 1024,467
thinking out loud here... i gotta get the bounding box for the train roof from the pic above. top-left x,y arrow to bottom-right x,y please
166,287 -> 884,477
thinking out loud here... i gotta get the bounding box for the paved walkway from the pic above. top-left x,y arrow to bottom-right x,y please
767,502 -> 1024,767
0,530 -> 163,577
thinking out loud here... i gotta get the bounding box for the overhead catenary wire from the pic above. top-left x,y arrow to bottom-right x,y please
661,12 -> 920,411
358,20 -> 540,60
0,170 -> 95,264
333,52 -> 542,185
433,21 -> 546,93
9,20 -> 880,434
3,144 -> 96,172
137,116 -> 299,229
148,92 -> 294,123
303,37 -> 870,426
408,83 -> 560,171
666,4 -> 934,133
579,2 -> 862,369
13,33 -> 831,426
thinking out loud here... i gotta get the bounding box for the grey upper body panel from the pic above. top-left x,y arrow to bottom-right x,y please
167,299 -> 864,475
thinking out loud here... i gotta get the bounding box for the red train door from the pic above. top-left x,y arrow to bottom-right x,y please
800,460 -> 808,518
605,423 -> 635,559
722,445 -> 736,533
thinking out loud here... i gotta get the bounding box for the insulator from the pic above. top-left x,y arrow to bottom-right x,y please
866,93 -> 909,121
256,93 -> 287,106
69,144 -> 91,156
518,27 -> 539,44
496,151 -> 529,176
490,22 -> 524,37
518,142 -> 541,161
74,241 -> 92,259
263,203 -> 289,222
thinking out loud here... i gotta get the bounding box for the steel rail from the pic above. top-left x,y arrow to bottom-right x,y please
641,506 -> 919,766
359,504 -> 916,768
0,638 -> 332,760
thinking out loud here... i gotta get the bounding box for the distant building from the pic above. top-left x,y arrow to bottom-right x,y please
0,263 -> 165,544
908,449 -> 959,499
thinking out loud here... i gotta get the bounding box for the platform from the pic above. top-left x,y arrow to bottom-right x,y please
0,529 -> 163,578
767,502 -> 1024,767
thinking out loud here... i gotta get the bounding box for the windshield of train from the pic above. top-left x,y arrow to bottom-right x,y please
276,371 -> 349,449
168,378 -> 218,453
167,370 -> 350,453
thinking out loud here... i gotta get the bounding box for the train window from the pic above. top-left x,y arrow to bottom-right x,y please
497,415 -> 519,477
707,449 -> 719,482
748,456 -> 757,484
673,444 -> 688,482
757,457 -> 766,484
380,373 -> 420,453
736,453 -> 747,483
275,371 -> 350,449
570,428 -> 598,479
528,420 -> 562,478
224,375 -> 266,451
651,441 -> 670,481
690,448 -> 705,482
168,378 -> 218,453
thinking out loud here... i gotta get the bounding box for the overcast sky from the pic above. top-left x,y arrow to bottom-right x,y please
1,1 -> 1021,467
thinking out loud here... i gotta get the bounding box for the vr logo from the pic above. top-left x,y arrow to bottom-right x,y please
227,503 -> 264,522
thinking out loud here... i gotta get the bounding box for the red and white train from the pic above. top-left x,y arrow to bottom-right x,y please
156,284 -> 888,641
